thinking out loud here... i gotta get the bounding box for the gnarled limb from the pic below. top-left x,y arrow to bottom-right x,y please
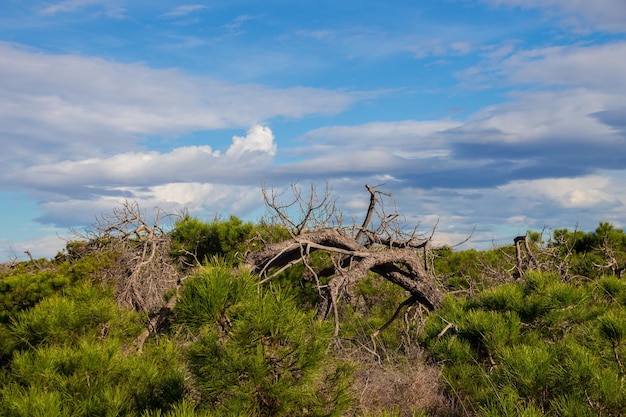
248,185 -> 444,336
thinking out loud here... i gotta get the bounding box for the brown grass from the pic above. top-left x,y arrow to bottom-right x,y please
345,346 -> 463,417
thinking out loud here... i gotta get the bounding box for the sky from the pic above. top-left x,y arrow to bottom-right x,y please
1,0 -> 626,260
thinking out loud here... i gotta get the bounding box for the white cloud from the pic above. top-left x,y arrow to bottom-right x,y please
225,125 -> 277,161
500,175 -> 623,209
450,41 -> 473,55
297,120 -> 460,160
454,42 -> 626,150
483,0 -> 626,32
462,41 -> 626,95
0,43 -> 357,171
39,0 -> 125,18
1,233 -> 71,261
35,182 -> 266,234
14,125 -> 277,190
383,170 -> 626,250
501,43 -> 626,92
291,24 -> 478,62
160,5 -> 209,18
303,120 -> 461,143
458,88 -> 619,145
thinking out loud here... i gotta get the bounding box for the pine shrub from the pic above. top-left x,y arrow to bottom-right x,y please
1,339 -> 186,416
178,265 -> 352,416
420,270 -> 626,416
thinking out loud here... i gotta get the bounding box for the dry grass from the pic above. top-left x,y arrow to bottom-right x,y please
345,346 -> 463,417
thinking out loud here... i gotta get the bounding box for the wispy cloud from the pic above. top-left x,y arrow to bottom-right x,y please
500,42 -> 626,91
39,0 -> 125,18
160,4 -> 209,18
482,0 -> 626,32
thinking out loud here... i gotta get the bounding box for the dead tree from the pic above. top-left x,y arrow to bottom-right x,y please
247,184 -> 444,336
71,201 -> 184,352
513,235 -> 538,279
79,200 -> 181,313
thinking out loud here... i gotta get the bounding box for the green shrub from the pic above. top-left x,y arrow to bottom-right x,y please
493,342 -> 553,400
175,263 -> 254,331
170,215 -> 255,266
9,283 -> 143,349
597,276 -> 626,303
1,339 -> 186,416
0,271 -> 71,324
471,283 -> 524,312
0,278 -> 187,417
179,266 -> 352,416
433,247 -> 515,290
420,271 -> 626,416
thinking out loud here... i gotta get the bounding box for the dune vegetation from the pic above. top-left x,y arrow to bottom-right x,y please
1,186 -> 625,416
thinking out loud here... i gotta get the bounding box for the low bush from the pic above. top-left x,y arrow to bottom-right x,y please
177,265 -> 352,416
419,270 -> 626,416
0,282 -> 186,416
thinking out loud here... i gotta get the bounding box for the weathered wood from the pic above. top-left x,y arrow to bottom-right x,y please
245,228 -> 444,331
252,184 -> 445,336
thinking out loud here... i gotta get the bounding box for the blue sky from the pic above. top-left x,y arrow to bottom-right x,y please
1,0 -> 626,260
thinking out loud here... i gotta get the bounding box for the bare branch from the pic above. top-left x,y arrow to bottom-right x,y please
248,184 -> 444,337
76,200 -> 181,313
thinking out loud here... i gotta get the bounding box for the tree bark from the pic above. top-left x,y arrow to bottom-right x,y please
246,228 -> 443,332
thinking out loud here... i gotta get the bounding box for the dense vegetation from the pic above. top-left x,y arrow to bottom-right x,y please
1,210 -> 625,416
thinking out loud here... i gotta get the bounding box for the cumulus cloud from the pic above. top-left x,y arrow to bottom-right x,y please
13,125 -> 277,193
0,42 -> 357,173
225,125 -> 277,161
0,124 -> 276,238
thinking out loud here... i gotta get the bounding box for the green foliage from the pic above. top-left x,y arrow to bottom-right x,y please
0,270 -> 71,324
175,263 -> 254,331
9,283 -> 143,350
597,275 -> 626,304
0,268 -> 76,364
551,222 -> 626,279
1,339 -> 186,416
141,400 -> 215,417
433,246 -> 515,290
4,214 -> 626,417
420,270 -> 626,416
170,215 -> 256,266
597,310 -> 626,344
178,266 -> 352,416
63,249 -> 119,283
0,282 -> 186,417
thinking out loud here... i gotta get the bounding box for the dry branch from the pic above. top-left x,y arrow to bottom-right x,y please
79,200 -> 181,313
248,184 -> 444,336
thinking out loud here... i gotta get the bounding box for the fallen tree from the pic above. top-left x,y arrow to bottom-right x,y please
246,184 -> 444,335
